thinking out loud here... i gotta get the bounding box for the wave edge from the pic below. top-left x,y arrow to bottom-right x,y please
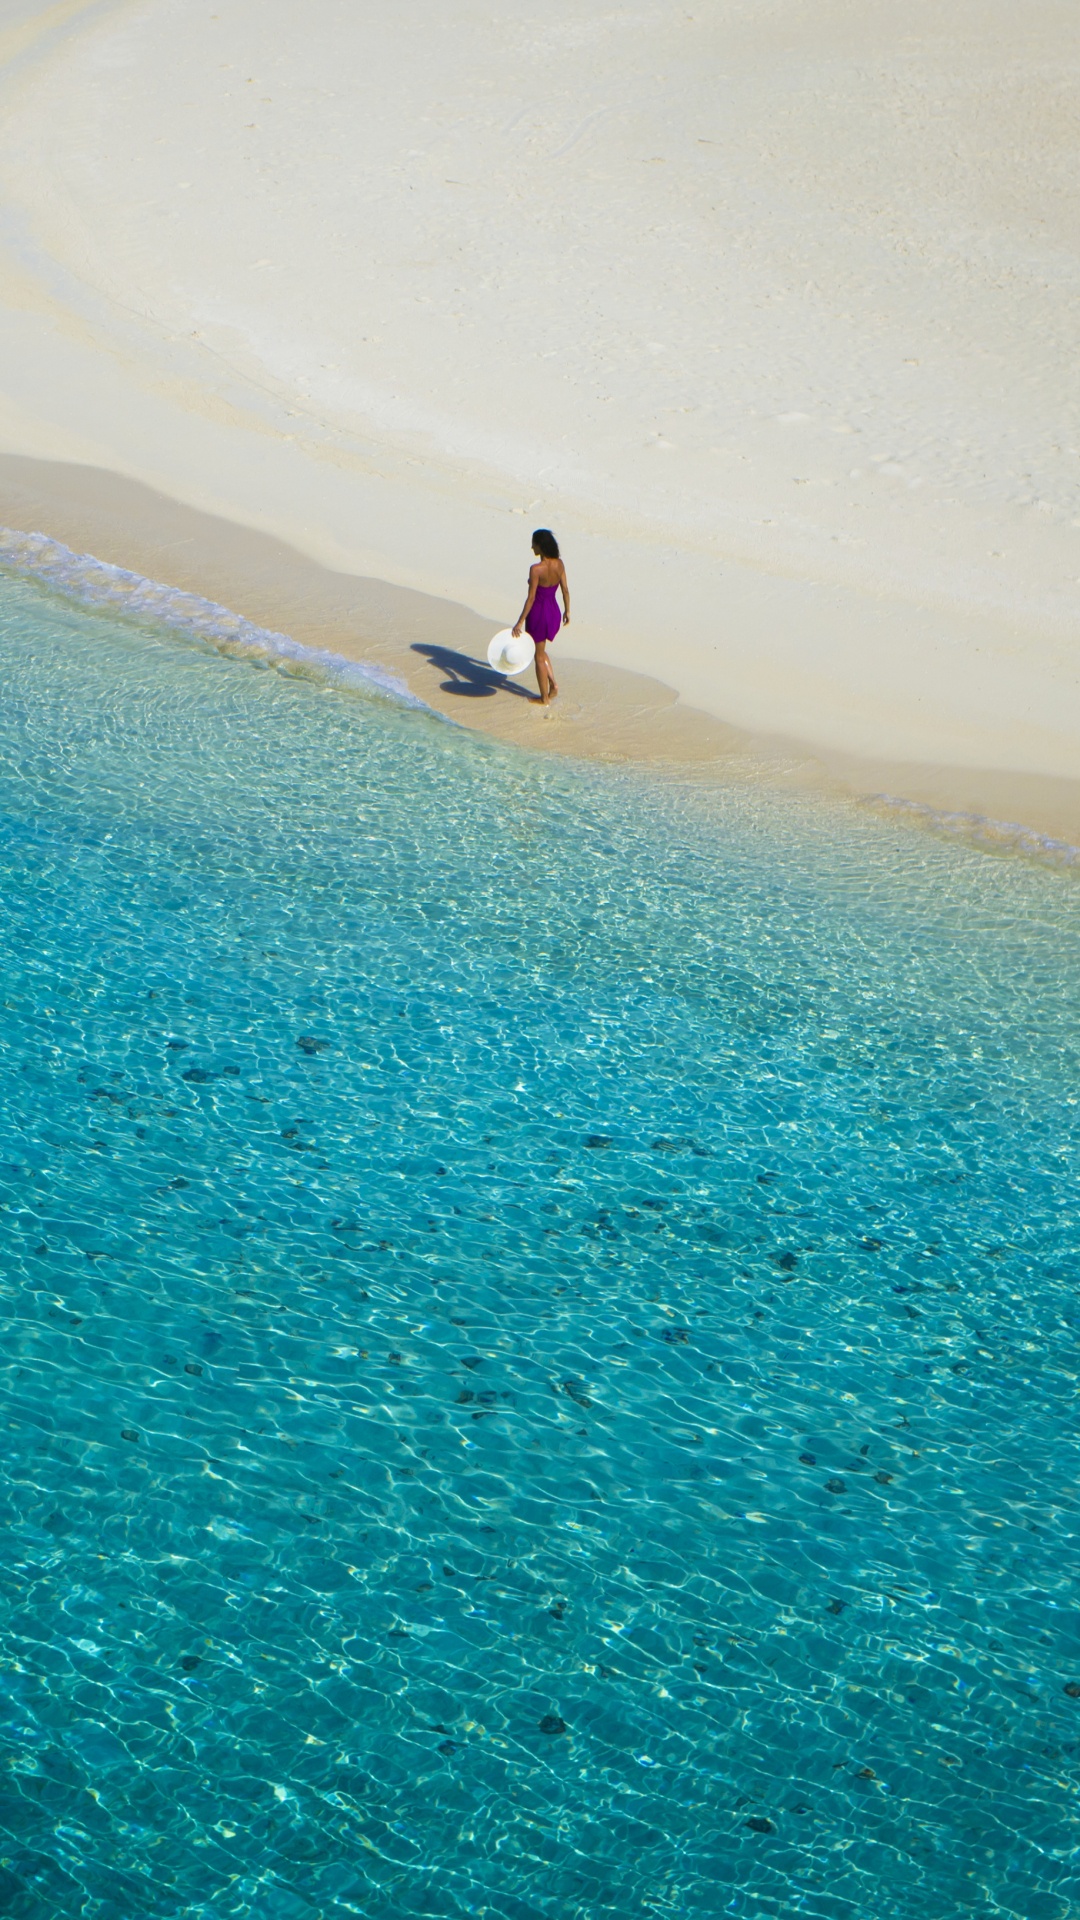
0,527 -> 436,713
869,790 -> 1080,870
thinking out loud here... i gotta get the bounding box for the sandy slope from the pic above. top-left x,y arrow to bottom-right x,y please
0,0 -> 1076,781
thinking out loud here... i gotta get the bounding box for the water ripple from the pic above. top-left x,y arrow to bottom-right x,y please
0,569 -> 1077,1918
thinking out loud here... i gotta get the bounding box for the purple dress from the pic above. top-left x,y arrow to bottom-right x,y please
526,582 -> 562,645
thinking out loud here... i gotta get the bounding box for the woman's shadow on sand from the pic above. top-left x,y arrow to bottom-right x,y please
412,642 -> 535,701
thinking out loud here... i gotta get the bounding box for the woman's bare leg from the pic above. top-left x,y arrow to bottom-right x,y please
534,644 -> 558,703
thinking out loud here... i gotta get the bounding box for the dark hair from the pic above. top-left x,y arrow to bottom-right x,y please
531,528 -> 560,560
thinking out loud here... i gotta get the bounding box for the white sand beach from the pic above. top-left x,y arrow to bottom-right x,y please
0,0 -> 1077,817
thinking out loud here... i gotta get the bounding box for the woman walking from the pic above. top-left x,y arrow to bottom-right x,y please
513,529 -> 569,705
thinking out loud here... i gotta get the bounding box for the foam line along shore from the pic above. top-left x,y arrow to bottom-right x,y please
2,452 -> 1079,855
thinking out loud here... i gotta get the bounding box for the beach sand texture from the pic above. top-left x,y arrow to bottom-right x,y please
0,0 -> 1077,795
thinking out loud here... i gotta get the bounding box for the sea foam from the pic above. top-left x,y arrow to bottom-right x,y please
0,526 -> 434,710
870,791 -> 1080,871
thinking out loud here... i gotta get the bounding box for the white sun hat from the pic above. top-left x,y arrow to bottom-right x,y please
487,628 -> 534,676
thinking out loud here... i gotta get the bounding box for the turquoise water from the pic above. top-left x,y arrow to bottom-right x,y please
0,564 -> 1078,1920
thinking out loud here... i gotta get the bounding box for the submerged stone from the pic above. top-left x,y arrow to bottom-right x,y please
562,1379 -> 592,1409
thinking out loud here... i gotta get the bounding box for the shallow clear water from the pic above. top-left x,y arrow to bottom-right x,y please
0,567 -> 1078,1920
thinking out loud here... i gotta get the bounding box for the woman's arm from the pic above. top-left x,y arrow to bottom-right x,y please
512,564 -> 540,637
559,559 -> 570,625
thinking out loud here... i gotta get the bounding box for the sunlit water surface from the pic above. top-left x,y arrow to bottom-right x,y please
0,571 -> 1078,1920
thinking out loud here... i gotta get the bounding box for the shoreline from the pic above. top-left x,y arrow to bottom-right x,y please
0,2 -> 1077,813
2,450 -> 1078,857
